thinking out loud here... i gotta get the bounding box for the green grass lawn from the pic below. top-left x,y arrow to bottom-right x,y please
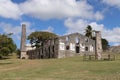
0,54 -> 120,80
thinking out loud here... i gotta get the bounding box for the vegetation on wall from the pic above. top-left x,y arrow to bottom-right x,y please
85,25 -> 93,38
27,31 -> 58,48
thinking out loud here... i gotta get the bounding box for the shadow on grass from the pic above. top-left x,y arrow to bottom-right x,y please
0,57 -> 13,65
0,57 -> 10,60
0,62 -> 13,65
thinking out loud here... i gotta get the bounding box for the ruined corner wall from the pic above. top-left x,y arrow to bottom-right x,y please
95,31 -> 102,60
27,38 -> 59,59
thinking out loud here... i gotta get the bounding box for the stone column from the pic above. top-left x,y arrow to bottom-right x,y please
20,24 -> 28,59
95,31 -> 102,60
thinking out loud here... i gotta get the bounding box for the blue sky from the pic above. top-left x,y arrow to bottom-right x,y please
0,0 -> 120,48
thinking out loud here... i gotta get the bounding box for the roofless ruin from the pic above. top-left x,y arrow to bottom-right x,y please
20,24 -> 102,60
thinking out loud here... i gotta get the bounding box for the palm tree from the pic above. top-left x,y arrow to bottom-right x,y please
85,25 -> 93,39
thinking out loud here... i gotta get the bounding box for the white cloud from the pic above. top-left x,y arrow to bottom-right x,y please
46,26 -> 54,32
0,0 -> 22,19
64,18 -> 120,43
89,22 -> 105,31
42,26 -> 54,32
90,22 -> 120,43
19,0 -> 103,20
0,22 -> 34,40
21,22 -> 35,35
102,0 -> 120,9
64,18 -> 88,34
0,22 -> 21,35
0,0 -> 103,20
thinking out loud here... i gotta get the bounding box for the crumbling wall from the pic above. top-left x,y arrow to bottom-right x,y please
57,33 -> 95,58
27,38 -> 59,59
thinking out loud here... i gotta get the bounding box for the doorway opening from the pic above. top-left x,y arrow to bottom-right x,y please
76,46 -> 80,53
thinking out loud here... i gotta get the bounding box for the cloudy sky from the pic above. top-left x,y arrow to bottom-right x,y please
0,0 -> 120,48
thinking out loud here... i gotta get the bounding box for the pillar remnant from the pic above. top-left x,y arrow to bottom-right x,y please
95,31 -> 102,60
20,24 -> 28,59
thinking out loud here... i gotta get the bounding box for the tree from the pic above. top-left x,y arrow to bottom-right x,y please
27,31 -> 58,48
85,25 -> 93,39
102,38 -> 109,51
0,34 -> 16,58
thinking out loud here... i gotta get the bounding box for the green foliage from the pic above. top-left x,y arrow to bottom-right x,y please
85,25 -> 93,38
0,34 -> 16,57
27,31 -> 58,48
1,47 -> 10,56
102,38 -> 109,51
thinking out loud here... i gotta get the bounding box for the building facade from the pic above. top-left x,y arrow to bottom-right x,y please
26,33 -> 95,59
20,24 -> 102,59
56,33 -> 95,58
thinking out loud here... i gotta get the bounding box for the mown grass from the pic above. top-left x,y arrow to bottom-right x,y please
0,54 -> 120,80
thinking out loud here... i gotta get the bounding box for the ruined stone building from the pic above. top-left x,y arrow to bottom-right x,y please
20,24 -> 102,59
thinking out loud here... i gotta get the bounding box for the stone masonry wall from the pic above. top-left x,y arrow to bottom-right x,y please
57,33 -> 95,58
